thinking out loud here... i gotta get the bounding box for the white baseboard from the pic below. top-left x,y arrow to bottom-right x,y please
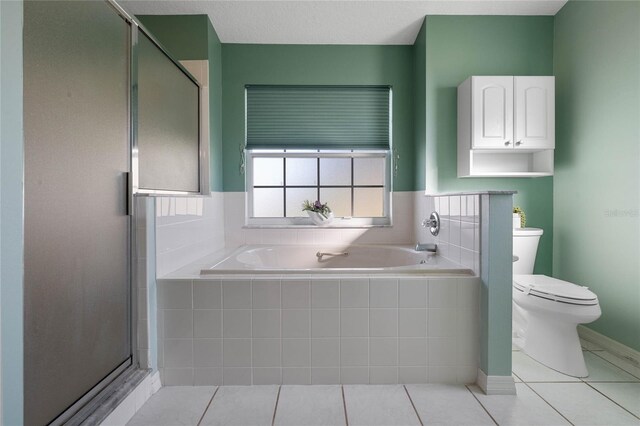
578,326 -> 640,368
476,369 -> 516,395
100,371 -> 161,426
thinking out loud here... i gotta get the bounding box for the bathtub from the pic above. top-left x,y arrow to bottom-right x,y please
200,244 -> 473,275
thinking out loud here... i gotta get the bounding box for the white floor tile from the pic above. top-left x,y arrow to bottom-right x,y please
512,351 -> 580,383
200,385 -> 279,426
470,383 -> 570,426
588,382 -> 640,418
529,382 -> 640,425
127,386 -> 215,426
589,351 -> 640,380
406,384 -> 494,425
583,351 -> 639,382
274,385 -> 345,426
343,385 -> 420,426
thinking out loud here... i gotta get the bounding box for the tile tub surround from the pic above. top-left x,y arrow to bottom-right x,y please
223,191 -> 416,248
156,276 -> 480,386
423,194 -> 480,274
155,193 -> 226,278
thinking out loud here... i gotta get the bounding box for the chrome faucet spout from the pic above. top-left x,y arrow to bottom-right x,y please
316,251 -> 349,261
415,243 -> 437,253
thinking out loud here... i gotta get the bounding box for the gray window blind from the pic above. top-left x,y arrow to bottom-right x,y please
246,85 -> 391,149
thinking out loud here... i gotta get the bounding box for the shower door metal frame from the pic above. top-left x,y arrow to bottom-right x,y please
39,1 -> 208,422
126,6 -> 209,197
40,0 -> 140,426
41,1 -> 138,424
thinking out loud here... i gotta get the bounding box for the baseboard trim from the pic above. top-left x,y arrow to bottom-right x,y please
476,369 -> 516,395
578,326 -> 640,368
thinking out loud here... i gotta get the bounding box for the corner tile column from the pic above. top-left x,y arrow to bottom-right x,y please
478,192 -> 516,394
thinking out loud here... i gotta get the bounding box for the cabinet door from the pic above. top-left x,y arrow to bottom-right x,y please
514,76 -> 555,149
472,76 -> 514,149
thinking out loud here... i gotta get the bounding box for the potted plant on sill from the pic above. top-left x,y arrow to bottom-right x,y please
513,206 -> 526,229
303,200 -> 334,226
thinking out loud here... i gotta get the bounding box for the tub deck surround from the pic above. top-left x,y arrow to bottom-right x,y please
201,244 -> 473,275
419,191 -> 516,393
156,275 -> 481,386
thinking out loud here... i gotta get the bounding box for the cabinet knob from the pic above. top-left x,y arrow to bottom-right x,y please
504,141 -> 511,146
516,140 -> 523,146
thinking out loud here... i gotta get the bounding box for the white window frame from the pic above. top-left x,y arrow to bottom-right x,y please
245,149 -> 392,228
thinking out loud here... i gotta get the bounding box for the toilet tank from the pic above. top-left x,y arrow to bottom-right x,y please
513,228 -> 543,274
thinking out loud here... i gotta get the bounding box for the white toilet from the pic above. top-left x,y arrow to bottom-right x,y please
512,228 -> 601,377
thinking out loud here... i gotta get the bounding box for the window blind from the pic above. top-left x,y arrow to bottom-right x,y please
246,85 -> 391,149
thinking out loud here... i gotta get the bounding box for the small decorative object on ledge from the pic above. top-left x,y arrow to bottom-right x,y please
303,200 -> 334,226
513,206 -> 526,228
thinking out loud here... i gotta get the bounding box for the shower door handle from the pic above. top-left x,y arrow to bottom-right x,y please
125,172 -> 133,216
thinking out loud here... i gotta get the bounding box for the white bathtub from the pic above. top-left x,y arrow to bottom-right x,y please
200,244 -> 472,275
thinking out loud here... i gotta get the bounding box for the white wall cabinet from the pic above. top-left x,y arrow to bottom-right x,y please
458,75 -> 555,177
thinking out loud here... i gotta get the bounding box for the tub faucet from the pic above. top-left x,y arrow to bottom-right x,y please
415,243 -> 437,253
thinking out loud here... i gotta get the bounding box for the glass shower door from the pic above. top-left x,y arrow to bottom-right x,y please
23,2 -> 132,424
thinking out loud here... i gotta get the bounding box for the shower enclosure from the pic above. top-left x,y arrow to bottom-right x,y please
23,1 -> 205,424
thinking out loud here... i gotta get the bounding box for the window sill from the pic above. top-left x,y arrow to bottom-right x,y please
242,224 -> 393,229
245,216 -> 391,228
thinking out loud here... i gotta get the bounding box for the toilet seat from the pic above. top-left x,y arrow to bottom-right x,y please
513,274 -> 598,306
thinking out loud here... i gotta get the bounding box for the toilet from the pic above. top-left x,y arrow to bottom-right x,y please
512,228 -> 601,378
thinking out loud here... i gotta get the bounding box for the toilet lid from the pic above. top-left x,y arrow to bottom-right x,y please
513,275 -> 599,305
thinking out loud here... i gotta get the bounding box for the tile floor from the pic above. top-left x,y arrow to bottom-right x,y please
127,341 -> 640,425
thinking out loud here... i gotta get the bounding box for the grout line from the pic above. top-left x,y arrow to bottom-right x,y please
271,385 -> 282,426
367,279 -> 370,384
339,281 -> 342,384
396,279 -> 400,384
521,382 -> 575,426
250,280 -> 254,385
589,349 -> 640,380
280,280 -> 283,383
464,385 -> 498,426
512,371 -> 525,383
197,386 -> 220,426
517,380 -> 582,383
341,385 -> 349,426
191,281 -> 195,385
308,281 -> 312,384
403,385 -> 424,426
221,283 -> 225,384
582,381 -> 640,420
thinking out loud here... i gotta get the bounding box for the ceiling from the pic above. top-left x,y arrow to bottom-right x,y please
121,0 -> 567,45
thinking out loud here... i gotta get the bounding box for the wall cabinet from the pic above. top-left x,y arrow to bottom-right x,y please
458,76 -> 555,177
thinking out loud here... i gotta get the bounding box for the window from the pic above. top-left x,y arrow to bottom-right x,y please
247,150 -> 390,226
244,85 -> 392,227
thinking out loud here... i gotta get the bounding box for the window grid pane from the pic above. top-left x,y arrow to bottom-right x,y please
251,152 -> 386,219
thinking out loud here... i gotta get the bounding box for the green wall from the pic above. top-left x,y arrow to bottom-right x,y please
207,21 -> 224,191
137,15 -> 209,60
413,19 -> 427,192
554,1 -> 640,351
221,44 -> 415,192
137,15 -> 224,191
423,16 -> 555,275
